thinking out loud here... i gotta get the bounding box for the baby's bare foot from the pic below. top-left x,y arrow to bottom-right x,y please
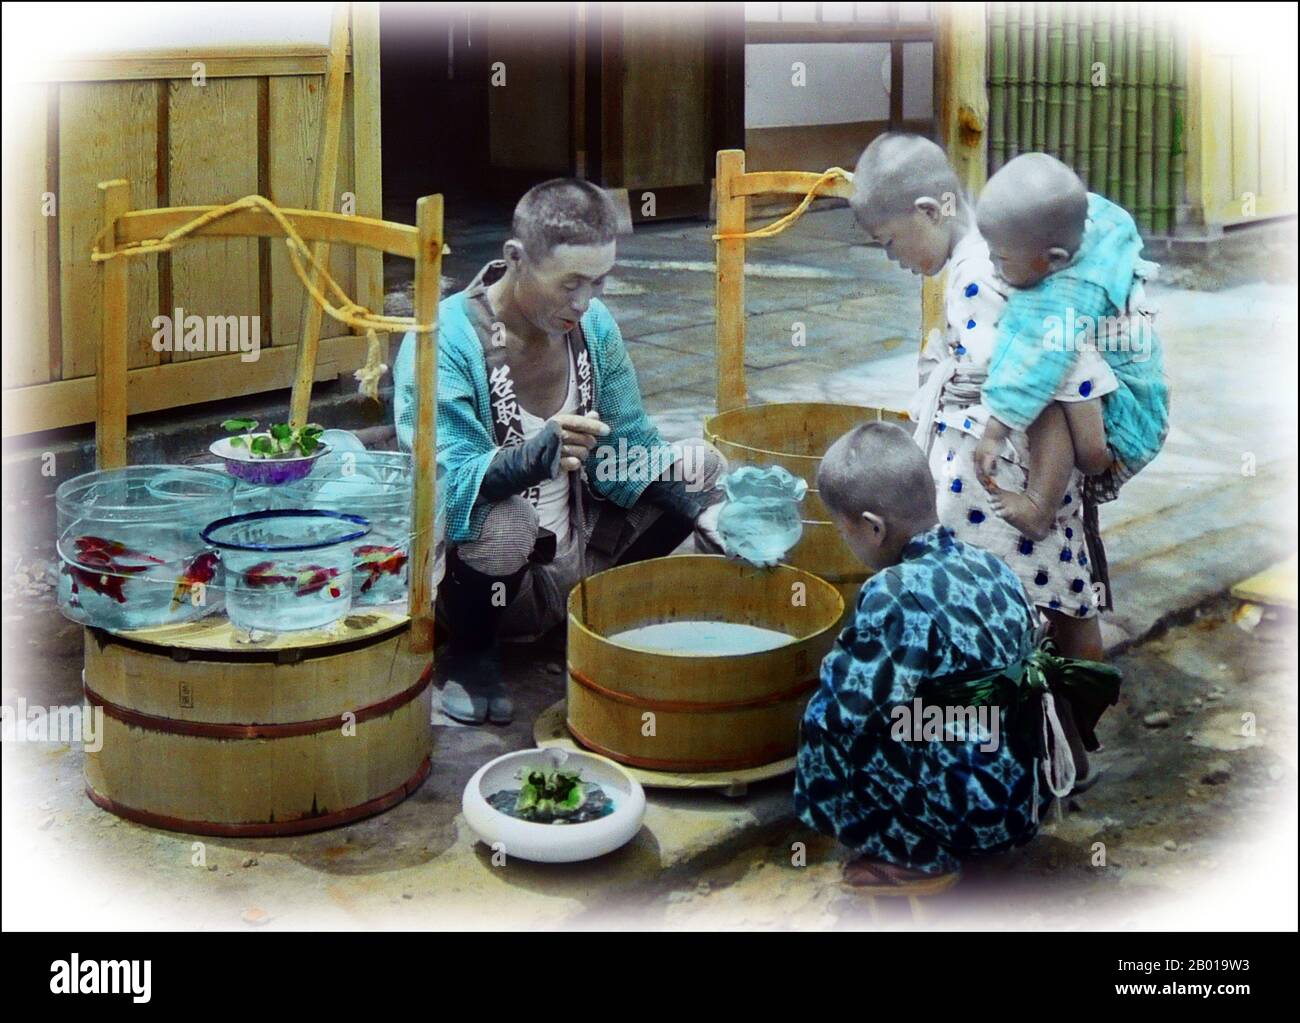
985,485 -> 1054,541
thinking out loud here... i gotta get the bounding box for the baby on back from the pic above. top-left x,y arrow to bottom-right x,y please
973,153 -> 1171,538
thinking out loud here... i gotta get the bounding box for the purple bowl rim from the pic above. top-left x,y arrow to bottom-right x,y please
201,509 -> 371,553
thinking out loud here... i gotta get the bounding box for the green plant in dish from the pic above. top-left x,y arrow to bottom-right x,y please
221,419 -> 325,459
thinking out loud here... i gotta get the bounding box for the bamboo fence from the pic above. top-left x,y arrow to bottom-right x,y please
986,2 -> 1186,234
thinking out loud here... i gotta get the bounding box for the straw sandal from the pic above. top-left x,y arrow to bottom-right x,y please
841,858 -> 961,896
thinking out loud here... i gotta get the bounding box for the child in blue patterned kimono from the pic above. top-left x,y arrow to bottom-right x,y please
794,422 -> 1118,890
973,154 -> 1170,547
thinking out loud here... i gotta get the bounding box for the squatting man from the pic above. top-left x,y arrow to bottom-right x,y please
395,179 -> 727,726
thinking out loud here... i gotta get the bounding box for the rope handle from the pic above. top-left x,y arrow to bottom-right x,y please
712,167 -> 854,242
91,194 -> 437,336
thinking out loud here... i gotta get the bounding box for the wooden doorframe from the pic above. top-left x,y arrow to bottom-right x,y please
577,1 -> 744,220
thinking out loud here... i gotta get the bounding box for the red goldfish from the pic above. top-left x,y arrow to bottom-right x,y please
355,545 -> 408,594
170,550 -> 220,611
66,535 -> 164,604
242,561 -> 341,598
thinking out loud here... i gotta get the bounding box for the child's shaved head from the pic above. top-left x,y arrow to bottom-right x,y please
850,133 -> 962,230
513,178 -> 619,260
818,421 -> 937,533
977,153 -> 1089,255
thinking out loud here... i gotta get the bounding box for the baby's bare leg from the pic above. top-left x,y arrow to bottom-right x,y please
1061,400 -> 1111,475
986,403 -> 1074,541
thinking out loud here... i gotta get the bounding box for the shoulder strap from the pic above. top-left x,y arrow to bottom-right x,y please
462,264 -> 595,450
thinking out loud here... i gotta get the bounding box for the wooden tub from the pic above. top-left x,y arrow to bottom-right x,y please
82,611 -> 433,837
705,401 -> 910,606
565,555 -> 843,773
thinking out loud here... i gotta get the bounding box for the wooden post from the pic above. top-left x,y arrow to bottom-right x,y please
288,2 -> 351,427
407,194 -> 442,655
922,4 -> 987,357
351,2 -> 385,319
715,148 -> 746,413
97,179 -> 130,470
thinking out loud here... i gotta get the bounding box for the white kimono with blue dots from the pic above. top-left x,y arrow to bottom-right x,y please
909,229 -> 1110,619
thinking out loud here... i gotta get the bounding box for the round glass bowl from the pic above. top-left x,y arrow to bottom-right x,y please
56,465 -> 236,632
280,452 -> 431,608
202,510 -> 370,633
226,451 -> 445,609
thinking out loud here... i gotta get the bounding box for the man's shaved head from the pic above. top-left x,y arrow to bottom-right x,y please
850,133 -> 962,230
818,421 -> 937,533
512,178 -> 619,260
977,153 -> 1088,255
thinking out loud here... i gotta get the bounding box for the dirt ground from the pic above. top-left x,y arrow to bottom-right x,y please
2,552 -> 1294,929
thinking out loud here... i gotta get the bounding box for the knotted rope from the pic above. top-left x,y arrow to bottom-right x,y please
712,167 -> 854,242
91,194 -> 436,338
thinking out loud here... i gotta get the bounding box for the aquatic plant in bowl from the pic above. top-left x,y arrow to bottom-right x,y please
462,747 -> 645,863
209,418 -> 331,486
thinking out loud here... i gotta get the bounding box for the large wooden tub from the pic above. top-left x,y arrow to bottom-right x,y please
82,611 -> 433,837
565,556 -> 843,773
705,401 -> 910,605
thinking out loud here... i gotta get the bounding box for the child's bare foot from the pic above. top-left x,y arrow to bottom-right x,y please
984,484 -> 1054,541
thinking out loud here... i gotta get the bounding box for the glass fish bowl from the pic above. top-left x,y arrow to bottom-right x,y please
279,452 -> 445,609
56,466 -> 236,632
203,510 -> 370,633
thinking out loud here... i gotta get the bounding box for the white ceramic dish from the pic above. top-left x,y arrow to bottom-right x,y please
461,747 -> 646,863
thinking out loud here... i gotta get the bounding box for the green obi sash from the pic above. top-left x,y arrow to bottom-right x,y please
917,644 -> 1122,753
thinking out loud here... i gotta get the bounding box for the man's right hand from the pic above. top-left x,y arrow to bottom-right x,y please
554,412 -> 610,471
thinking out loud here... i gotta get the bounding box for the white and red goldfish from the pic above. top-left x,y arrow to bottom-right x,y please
355,545 -> 408,594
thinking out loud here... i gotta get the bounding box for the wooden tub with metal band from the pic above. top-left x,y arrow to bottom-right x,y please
565,556 -> 843,773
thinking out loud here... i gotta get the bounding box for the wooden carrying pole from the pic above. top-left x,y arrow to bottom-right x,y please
714,149 -> 747,413
712,152 -> 857,414
407,195 -> 442,655
96,180 -> 131,469
289,2 -> 351,427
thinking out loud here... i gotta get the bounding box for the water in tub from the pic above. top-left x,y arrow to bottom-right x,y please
608,621 -> 794,656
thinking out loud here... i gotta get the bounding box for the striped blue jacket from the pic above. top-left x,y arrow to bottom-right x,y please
393,293 -> 673,544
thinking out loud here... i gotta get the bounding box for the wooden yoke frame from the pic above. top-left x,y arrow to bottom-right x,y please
713,149 -> 857,414
94,182 -> 443,653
